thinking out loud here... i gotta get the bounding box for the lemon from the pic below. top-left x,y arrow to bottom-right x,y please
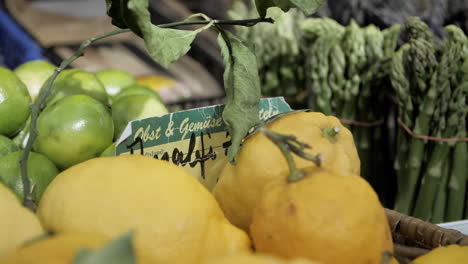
113,83 -> 165,103
0,183 -> 44,258
204,253 -> 322,264
34,95 -> 114,170
0,67 -> 32,137
47,69 -> 109,106
213,112 -> 360,232
0,233 -> 109,264
413,245 -> 468,264
95,69 -> 136,103
14,60 -> 55,102
0,135 -> 18,157
37,155 -> 251,264
250,166 -> 393,264
0,151 -> 59,203
112,94 -> 169,140
136,75 -> 176,92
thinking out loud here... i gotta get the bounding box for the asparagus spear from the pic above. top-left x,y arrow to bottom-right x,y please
382,25 -> 402,58
328,44 -> 346,113
412,25 -> 467,220
447,117 -> 467,221
300,17 -> 344,41
394,18 -> 439,215
432,154 -> 451,224
355,25 -> 384,180
340,20 -> 367,121
307,38 -> 330,114
390,44 -> 413,198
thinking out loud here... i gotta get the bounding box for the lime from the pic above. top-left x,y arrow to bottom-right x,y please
34,95 -> 114,170
96,69 -> 136,102
0,150 -> 59,203
0,67 -> 32,137
47,69 -> 109,106
112,95 -> 169,140
0,135 -> 19,157
100,142 -> 116,157
14,60 -> 55,102
113,83 -> 164,103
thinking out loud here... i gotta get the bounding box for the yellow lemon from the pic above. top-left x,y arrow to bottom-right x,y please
37,155 -> 251,264
0,183 -> 43,258
0,233 -> 109,264
250,166 -> 393,264
412,245 -> 468,264
136,75 -> 176,92
213,112 -> 360,231
204,253 -> 322,264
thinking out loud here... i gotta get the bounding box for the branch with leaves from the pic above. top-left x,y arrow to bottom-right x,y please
19,0 -> 325,209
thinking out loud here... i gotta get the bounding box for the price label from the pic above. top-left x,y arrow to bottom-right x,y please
116,97 -> 292,190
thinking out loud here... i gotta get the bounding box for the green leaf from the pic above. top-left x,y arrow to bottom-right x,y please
142,27 -> 199,68
255,0 -> 275,17
217,30 -> 261,164
255,0 -> 325,17
105,0 -> 142,36
105,0 -> 128,29
106,0 -> 206,68
72,232 -> 135,264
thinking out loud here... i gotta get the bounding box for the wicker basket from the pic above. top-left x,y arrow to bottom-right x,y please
386,209 -> 468,263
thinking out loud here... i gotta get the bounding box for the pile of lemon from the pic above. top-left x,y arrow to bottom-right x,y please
0,61 -> 466,264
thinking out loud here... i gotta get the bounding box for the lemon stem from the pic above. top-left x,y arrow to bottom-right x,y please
262,128 -> 321,183
322,126 -> 340,142
17,17 -> 274,211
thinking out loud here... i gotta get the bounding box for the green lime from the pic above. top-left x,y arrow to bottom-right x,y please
34,95 -> 114,170
0,150 -> 59,203
96,69 -> 136,103
100,142 -> 116,157
47,69 -> 109,106
0,67 -> 32,137
14,60 -> 55,102
0,135 -> 19,157
112,95 -> 169,140
113,84 -> 164,103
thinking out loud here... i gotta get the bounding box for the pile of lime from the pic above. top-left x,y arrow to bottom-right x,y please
0,61 -> 169,201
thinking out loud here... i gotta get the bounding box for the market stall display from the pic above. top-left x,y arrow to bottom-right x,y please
0,0 -> 467,263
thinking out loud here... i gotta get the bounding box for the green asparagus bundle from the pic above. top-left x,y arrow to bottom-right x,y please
228,1 -> 306,101
228,2 -> 402,206
390,17 -> 468,222
300,18 -> 401,202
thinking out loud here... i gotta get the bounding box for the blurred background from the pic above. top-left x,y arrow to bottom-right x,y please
1,0 -> 467,87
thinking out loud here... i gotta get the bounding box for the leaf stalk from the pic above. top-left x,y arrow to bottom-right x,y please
18,16 -> 275,211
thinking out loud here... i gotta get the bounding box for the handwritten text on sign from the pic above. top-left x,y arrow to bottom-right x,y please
116,97 -> 292,190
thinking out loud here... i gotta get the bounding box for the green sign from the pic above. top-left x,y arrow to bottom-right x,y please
116,97 -> 292,190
